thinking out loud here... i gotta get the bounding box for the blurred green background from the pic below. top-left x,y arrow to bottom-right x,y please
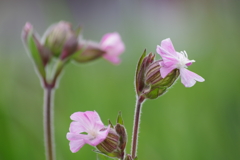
0,0 -> 240,160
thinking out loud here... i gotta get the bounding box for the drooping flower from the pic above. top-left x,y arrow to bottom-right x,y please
66,111 -> 110,153
156,38 -> 205,87
100,32 -> 125,64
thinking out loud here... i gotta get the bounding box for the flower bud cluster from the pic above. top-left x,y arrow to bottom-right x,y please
22,21 -> 125,88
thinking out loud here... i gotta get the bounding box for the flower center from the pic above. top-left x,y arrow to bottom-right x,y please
176,50 -> 195,69
88,129 -> 98,140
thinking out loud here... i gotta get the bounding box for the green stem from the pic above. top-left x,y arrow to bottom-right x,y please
43,86 -> 55,160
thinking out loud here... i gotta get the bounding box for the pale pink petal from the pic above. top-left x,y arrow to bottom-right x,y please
101,33 -> 114,45
67,132 -> 87,153
70,112 -> 93,129
186,62 -> 193,66
69,139 -> 85,153
161,38 -> 176,55
85,125 -> 110,146
100,32 -> 125,64
66,132 -> 88,141
156,46 -> 178,67
69,122 -> 86,133
159,63 -> 177,78
84,111 -> 103,125
103,55 -> 121,64
180,68 -> 205,87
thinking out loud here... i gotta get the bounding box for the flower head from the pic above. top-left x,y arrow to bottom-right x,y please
66,111 -> 110,153
100,32 -> 125,64
156,38 -> 205,87
135,50 -> 180,99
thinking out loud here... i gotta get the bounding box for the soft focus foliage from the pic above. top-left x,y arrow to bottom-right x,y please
0,0 -> 240,160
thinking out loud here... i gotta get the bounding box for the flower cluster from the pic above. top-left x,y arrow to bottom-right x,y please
65,38 -> 205,159
22,21 -> 125,88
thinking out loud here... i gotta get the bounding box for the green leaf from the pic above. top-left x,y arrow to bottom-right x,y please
117,111 -> 124,125
27,31 -> 46,78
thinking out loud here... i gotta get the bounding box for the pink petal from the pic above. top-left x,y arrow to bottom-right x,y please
161,38 -> 176,54
66,132 -> 88,141
103,55 -> 121,64
84,111 -> 103,125
69,139 -> 85,153
66,133 -> 87,152
100,32 -> 125,64
85,125 -> 110,146
159,63 -> 177,78
101,33 -> 122,50
70,112 -> 92,129
156,46 -> 178,67
69,122 -> 86,133
70,111 -> 104,130
180,68 -> 205,87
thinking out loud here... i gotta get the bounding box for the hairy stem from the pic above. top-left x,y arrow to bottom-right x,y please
44,86 -> 55,160
131,96 -> 145,159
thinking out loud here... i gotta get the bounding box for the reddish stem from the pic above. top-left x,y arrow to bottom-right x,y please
131,96 -> 145,159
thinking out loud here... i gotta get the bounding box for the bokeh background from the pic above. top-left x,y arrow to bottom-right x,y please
1,0 -> 240,160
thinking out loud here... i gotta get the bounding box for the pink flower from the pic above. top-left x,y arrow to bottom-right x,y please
156,38 -> 205,87
100,32 -> 125,64
66,111 -> 110,153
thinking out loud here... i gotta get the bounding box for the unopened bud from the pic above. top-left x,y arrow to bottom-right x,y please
145,60 -> 179,88
22,22 -> 53,78
135,50 -> 155,96
143,60 -> 179,99
22,22 -> 33,42
60,36 -> 78,60
73,41 -> 105,63
115,124 -> 127,151
96,128 -> 122,158
44,21 -> 77,57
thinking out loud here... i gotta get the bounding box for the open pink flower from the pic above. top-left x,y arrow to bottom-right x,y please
100,32 -> 125,64
66,111 -> 110,153
156,38 -> 205,87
